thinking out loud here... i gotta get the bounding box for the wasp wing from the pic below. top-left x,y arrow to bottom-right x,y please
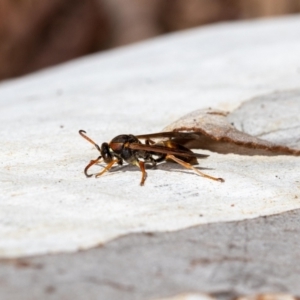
136,131 -> 200,140
128,143 -> 209,159
136,132 -> 177,139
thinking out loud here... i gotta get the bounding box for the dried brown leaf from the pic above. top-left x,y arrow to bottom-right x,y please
163,91 -> 300,156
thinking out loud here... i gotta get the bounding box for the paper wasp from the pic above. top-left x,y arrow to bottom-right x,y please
79,130 -> 224,185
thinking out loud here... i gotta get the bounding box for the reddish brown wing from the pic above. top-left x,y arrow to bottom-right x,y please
136,131 -> 199,140
128,142 -> 209,159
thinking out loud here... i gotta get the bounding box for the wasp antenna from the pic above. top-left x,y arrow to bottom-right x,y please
79,130 -> 101,152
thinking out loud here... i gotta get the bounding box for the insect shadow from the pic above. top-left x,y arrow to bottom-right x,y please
93,160 -> 214,176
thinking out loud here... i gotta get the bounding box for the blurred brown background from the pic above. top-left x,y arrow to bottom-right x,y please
1,0 -> 300,81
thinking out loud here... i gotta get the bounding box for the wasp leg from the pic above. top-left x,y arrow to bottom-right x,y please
95,159 -> 119,178
166,154 -> 224,182
84,156 -> 102,177
145,139 -> 155,145
145,156 -> 157,168
138,161 -> 147,186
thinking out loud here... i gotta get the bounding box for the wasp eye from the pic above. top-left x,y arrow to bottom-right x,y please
101,143 -> 112,163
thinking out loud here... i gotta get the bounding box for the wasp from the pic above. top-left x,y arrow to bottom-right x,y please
79,130 -> 224,185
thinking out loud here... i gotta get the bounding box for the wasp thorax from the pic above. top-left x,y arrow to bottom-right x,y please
109,135 -> 137,154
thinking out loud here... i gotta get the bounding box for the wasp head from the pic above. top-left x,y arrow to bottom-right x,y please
100,142 -> 113,163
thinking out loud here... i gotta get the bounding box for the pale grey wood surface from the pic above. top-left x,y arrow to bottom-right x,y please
1,15 -> 300,300
1,16 -> 300,259
1,209 -> 299,300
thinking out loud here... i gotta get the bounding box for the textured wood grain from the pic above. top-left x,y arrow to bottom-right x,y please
1,210 -> 300,300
